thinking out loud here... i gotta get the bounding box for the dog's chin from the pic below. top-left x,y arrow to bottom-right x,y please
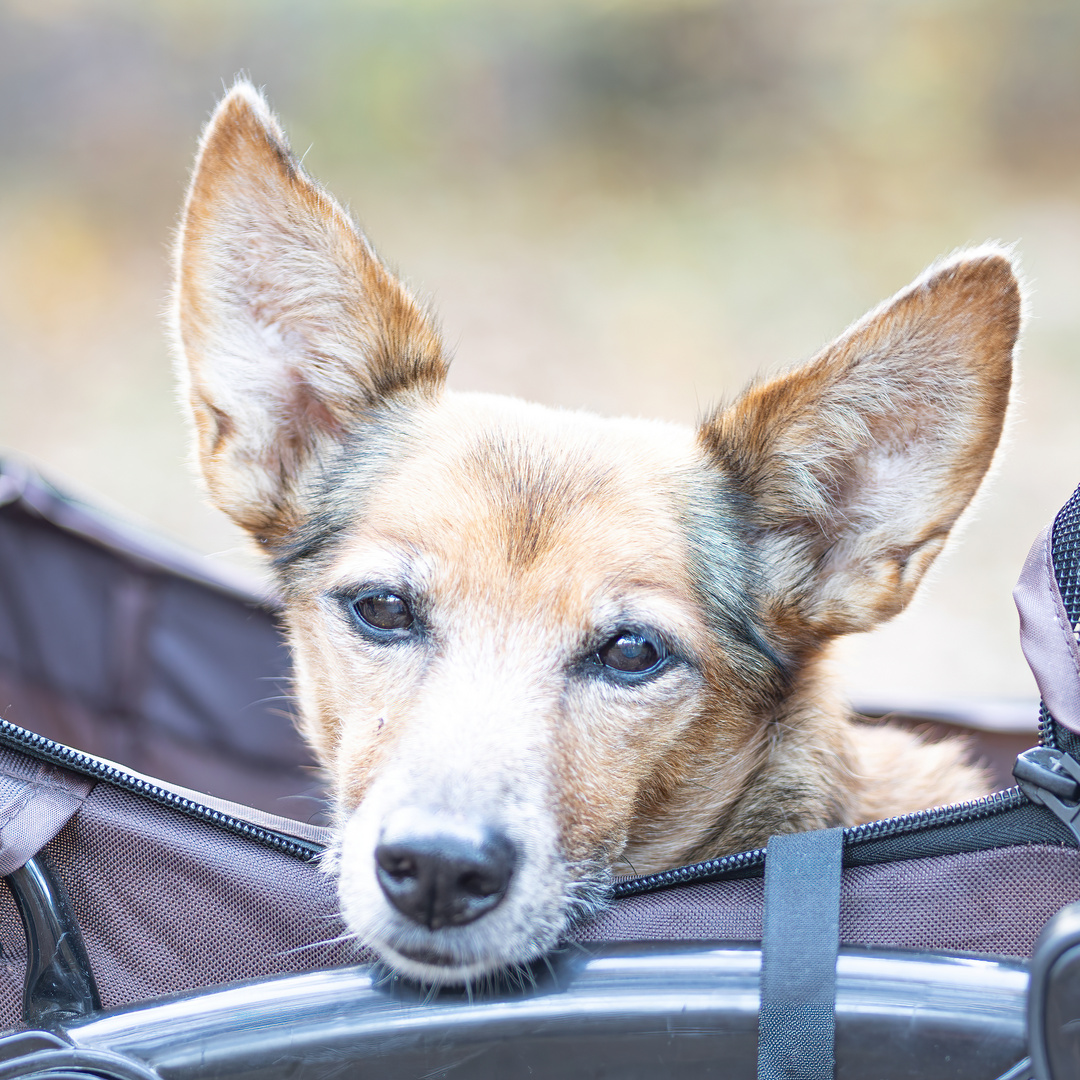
371,932 -> 550,987
340,891 -> 568,987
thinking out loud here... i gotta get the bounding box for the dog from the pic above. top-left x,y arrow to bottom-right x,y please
171,82 -> 1021,985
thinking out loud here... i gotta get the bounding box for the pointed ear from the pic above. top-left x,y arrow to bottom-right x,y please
699,248 -> 1021,638
172,81 -> 446,540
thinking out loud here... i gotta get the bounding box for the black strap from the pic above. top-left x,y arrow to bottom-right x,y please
758,827 -> 844,1080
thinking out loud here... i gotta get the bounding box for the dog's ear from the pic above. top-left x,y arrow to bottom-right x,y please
172,81 -> 446,540
699,248 -> 1020,638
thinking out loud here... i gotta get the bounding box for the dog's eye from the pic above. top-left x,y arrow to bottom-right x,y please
597,632 -> 662,674
353,592 -> 414,633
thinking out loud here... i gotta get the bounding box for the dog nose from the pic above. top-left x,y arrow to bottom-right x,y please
375,825 -> 518,931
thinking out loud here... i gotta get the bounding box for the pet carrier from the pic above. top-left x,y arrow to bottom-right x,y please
0,455 -> 1078,1080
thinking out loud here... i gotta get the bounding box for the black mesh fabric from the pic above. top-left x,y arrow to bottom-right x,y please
1047,483 -> 1080,755
1051,484 -> 1080,625
844,801 -> 1075,866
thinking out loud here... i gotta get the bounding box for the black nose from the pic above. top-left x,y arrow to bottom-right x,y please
375,827 -> 518,931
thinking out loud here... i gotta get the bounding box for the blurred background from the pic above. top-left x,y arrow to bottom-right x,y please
1,0 -> 1078,713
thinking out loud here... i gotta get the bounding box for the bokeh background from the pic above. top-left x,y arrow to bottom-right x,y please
2,0 -> 1079,713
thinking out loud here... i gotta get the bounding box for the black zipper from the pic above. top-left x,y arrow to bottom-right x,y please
612,785 -> 1029,899
1040,703 -> 1058,749
0,718 -> 323,863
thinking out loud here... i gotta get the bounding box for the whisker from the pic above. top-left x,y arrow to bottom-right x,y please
517,962 -> 539,994
539,953 -> 558,983
276,928 -> 361,959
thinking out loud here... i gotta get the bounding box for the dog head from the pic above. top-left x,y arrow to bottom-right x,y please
172,83 -> 1020,983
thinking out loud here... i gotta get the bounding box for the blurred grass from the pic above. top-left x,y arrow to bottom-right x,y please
1,0 -> 1079,705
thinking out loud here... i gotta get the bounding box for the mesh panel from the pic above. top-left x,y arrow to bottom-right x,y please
1049,484 -> 1080,754
1051,484 -> 1080,625
845,800 -> 1076,865
0,880 -> 24,1032
572,844 -> 1080,958
26,783 -> 372,1016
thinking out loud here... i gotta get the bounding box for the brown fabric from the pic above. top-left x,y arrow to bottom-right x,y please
0,747 -> 91,877
572,844 -> 1080,959
1015,523 -> 1080,734
0,881 -> 23,1031
44,783 -> 372,1015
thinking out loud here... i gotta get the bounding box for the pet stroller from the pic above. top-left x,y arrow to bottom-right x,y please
0,455 -> 1079,1080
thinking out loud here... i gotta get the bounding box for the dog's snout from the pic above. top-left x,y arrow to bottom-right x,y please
375,824 -> 518,931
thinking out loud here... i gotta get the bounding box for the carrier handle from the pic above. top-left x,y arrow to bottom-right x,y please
5,854 -> 101,1028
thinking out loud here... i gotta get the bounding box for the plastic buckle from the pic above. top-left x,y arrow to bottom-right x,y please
1014,747 -> 1080,844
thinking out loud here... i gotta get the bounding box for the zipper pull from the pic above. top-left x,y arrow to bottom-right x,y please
1014,746 -> 1080,843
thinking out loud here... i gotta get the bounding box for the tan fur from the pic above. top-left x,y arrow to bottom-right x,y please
174,82 -> 446,540
172,82 -> 1021,983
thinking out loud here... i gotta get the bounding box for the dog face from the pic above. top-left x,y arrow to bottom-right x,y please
277,398 -> 782,979
173,83 -> 1020,983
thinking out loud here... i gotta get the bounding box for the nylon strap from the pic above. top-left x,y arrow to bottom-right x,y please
758,827 -> 844,1080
